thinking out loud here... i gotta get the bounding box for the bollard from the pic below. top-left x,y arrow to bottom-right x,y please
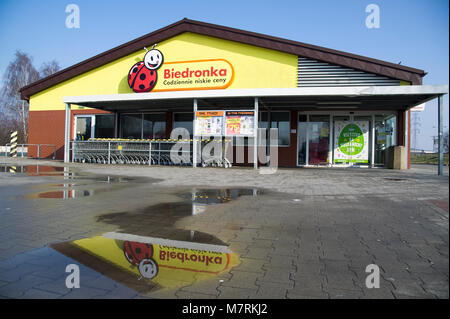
9,131 -> 18,157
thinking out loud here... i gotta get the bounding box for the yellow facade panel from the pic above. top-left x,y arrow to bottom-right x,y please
29,32 -> 298,111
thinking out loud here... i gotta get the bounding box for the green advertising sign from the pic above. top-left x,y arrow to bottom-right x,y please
338,124 -> 364,155
334,121 -> 369,163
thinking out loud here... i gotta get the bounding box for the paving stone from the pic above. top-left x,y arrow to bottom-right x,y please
325,274 -> 362,291
390,279 -> 430,297
290,274 -> 326,292
218,286 -> 257,299
233,257 -> 265,273
220,271 -> 259,289
361,287 -> 396,299
263,257 -> 296,270
423,289 -> 448,299
20,288 -> 60,299
96,285 -> 140,299
59,286 -> 112,299
178,278 -> 221,295
142,288 -> 179,299
326,288 -> 365,299
176,290 -> 218,299
257,268 -> 294,285
253,282 -> 289,299
35,279 -> 73,295
0,275 -> 53,298
287,285 -> 328,299
241,247 -> 271,260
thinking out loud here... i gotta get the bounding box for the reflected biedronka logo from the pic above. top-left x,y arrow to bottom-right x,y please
123,240 -> 229,280
127,46 -> 234,93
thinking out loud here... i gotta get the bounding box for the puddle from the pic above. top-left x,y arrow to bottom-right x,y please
26,189 -> 95,199
97,188 -> 260,235
1,169 -> 257,296
0,165 -> 133,182
0,164 -> 65,175
35,183 -> 78,188
69,188 -> 262,293
184,188 -> 259,205
1,164 -> 156,200
91,176 -> 134,183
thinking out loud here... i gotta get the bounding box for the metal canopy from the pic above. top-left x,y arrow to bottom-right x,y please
64,84 -> 448,174
63,85 -> 448,112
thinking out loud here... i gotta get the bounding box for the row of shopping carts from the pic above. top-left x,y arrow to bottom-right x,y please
72,138 -> 232,167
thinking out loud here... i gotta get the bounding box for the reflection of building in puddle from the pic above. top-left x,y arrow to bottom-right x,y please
1,165 -> 135,184
190,188 -> 258,215
26,189 -> 94,199
52,232 -> 239,294
0,164 -> 66,175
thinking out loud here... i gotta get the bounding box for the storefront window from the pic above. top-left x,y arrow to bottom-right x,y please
75,114 -> 115,140
94,114 -> 114,138
351,115 -> 372,166
375,114 -> 397,165
173,113 -> 193,137
76,117 -> 92,141
298,115 -> 307,165
309,115 -> 330,165
260,111 -> 290,146
120,114 -> 142,139
143,113 -> 166,139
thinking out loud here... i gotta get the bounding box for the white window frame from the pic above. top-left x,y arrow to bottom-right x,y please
74,115 -> 95,140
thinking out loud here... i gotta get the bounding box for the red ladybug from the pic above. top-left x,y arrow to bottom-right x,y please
123,241 -> 153,266
128,61 -> 158,93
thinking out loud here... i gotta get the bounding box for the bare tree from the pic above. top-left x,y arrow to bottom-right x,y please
0,112 -> 22,146
2,51 -> 40,143
40,60 -> 61,78
1,51 -> 61,144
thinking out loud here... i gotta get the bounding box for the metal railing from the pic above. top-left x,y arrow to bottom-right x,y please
71,138 -> 232,167
2,143 -> 56,159
72,139 -> 192,166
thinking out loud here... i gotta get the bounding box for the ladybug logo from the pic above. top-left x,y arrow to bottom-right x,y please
123,241 -> 159,279
128,45 -> 164,93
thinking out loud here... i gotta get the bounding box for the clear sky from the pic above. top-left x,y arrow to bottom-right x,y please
0,0 -> 448,150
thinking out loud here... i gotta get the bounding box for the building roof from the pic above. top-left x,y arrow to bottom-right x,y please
20,18 -> 426,101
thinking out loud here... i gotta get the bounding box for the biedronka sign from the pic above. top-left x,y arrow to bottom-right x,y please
127,46 -> 234,93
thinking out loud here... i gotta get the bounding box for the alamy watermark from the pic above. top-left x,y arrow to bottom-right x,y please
365,264 -> 380,289
65,4 -> 80,29
65,264 -> 80,288
168,127 -> 279,174
365,4 -> 380,29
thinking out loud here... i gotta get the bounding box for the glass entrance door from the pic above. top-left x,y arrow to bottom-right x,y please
375,114 -> 397,166
308,115 -> 330,165
75,117 -> 92,141
298,113 -> 397,167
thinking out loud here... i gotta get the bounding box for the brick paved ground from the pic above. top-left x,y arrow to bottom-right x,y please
0,158 -> 448,299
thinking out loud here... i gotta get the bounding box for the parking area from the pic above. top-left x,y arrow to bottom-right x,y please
0,158 -> 448,299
